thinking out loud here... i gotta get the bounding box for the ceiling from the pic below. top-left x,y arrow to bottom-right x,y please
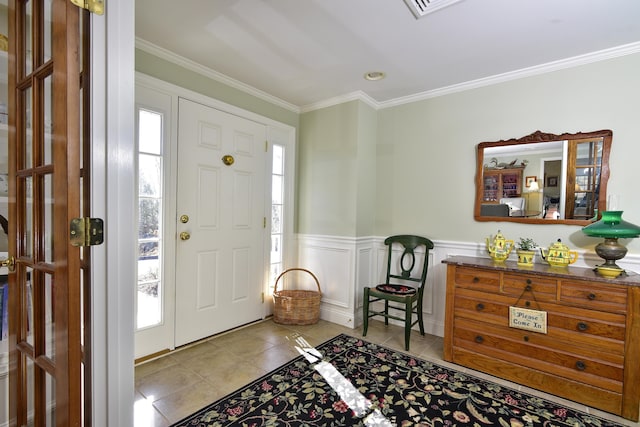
135,0 -> 640,110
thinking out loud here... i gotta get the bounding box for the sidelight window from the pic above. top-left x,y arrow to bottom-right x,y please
136,109 -> 164,329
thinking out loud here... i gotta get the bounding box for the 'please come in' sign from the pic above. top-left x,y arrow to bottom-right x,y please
509,306 -> 547,334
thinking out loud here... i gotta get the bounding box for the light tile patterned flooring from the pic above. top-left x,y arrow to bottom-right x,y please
134,319 -> 636,426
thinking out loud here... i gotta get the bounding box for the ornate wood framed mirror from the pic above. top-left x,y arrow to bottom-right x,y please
474,130 -> 612,225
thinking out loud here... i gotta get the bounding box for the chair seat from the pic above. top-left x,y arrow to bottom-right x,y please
375,284 -> 416,295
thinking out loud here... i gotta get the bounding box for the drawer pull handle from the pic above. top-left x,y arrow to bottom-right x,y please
588,293 -> 596,300
476,303 -> 485,311
525,284 -> 532,291
577,322 -> 589,331
475,335 -> 484,344
526,279 -> 532,285
575,361 -> 586,371
473,277 -> 480,283
523,336 -> 529,342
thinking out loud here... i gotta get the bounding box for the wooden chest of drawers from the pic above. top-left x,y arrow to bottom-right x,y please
443,256 -> 640,421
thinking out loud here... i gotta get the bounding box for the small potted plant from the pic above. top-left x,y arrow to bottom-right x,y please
516,237 -> 537,267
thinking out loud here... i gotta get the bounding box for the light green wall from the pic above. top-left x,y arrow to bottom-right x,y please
298,101 -> 362,236
136,47 -> 640,253
298,100 -> 378,237
135,49 -> 298,128
355,102 -> 378,236
376,53 -> 640,252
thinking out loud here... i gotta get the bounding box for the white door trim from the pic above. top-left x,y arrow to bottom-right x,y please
136,73 -> 296,131
135,72 -> 297,322
134,85 -> 178,358
91,1 -> 136,425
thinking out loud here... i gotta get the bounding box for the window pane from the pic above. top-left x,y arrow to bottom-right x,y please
139,241 -> 158,260
25,267 -> 33,346
44,74 -> 52,165
272,144 -> 283,175
139,154 -> 161,197
46,372 -> 56,425
23,87 -> 33,169
137,258 -> 161,329
24,176 -> 33,258
271,204 -> 282,234
138,198 -> 160,240
271,234 -> 282,264
23,0 -> 32,75
45,274 -> 54,359
44,0 -> 52,64
44,174 -> 53,262
138,110 -> 162,155
272,175 -> 283,205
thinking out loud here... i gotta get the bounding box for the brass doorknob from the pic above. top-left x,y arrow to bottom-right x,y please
180,232 -> 191,241
0,255 -> 15,272
222,155 -> 234,166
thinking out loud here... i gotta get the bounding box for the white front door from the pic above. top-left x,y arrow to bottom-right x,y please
175,98 -> 267,346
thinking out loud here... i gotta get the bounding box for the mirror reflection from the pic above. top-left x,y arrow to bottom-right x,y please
474,130 -> 612,225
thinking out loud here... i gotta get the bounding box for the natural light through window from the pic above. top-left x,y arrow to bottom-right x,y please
137,109 -> 164,330
270,144 -> 285,292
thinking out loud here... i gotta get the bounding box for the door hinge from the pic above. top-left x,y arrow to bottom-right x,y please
70,218 -> 105,247
265,141 -> 268,152
69,0 -> 104,15
261,292 -> 265,303
263,217 -> 266,228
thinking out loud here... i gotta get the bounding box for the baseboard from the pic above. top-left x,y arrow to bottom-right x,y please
319,306 -> 358,329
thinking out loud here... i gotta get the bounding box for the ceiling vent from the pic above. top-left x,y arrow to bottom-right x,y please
403,0 -> 464,19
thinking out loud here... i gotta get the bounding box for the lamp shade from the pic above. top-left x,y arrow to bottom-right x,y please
582,211 -> 640,238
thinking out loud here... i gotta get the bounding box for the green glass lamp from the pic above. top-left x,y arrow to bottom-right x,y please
582,211 -> 640,276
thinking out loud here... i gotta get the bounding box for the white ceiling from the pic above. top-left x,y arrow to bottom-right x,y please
135,0 -> 640,110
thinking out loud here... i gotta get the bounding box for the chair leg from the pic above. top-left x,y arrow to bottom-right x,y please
404,299 -> 412,351
384,300 -> 389,325
417,298 -> 425,336
362,287 -> 370,337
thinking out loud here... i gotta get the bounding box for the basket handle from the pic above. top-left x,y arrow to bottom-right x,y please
274,268 -> 321,294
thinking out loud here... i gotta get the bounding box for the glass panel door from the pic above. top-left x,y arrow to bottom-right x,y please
0,0 -> 8,422
9,0 -> 89,425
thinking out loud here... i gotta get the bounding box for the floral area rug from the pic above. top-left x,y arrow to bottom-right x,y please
171,334 -> 624,426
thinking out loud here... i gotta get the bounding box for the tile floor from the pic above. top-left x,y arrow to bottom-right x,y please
134,319 -> 636,426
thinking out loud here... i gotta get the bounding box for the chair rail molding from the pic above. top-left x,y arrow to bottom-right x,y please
296,235 -> 486,336
296,234 -> 640,336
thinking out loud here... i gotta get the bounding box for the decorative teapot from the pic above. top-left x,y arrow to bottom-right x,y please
486,230 -> 514,262
540,238 -> 578,267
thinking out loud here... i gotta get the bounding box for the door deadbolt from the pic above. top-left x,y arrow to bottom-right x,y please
180,214 -> 189,223
180,231 -> 191,241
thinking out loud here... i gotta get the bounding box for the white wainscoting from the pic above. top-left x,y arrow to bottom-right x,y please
296,234 -> 640,338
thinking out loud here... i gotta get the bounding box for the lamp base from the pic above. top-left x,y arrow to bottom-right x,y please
594,237 -> 627,270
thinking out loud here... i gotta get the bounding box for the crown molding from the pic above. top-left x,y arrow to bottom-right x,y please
299,91 -> 379,113
136,37 -> 640,114
378,41 -> 640,109
135,38 -> 300,114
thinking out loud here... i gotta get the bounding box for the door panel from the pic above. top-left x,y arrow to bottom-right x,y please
175,98 -> 266,347
8,0 -> 89,425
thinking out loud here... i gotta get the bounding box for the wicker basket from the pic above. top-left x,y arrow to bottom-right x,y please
273,268 -> 322,325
